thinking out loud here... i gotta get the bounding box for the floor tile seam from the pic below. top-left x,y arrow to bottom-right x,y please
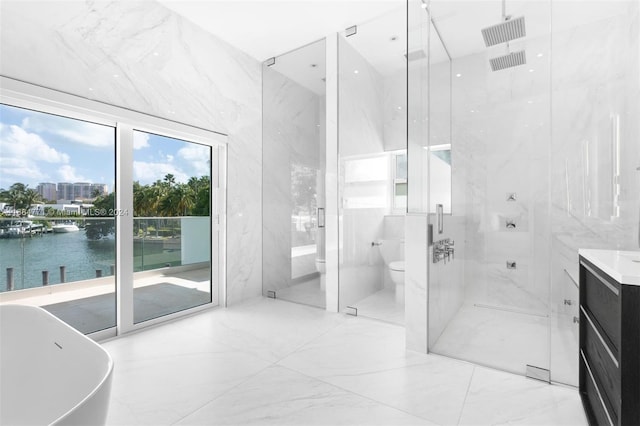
168,360 -> 279,426
455,365 -> 477,426
267,315 -> 352,364
109,338 -> 248,365
275,363 -> 444,426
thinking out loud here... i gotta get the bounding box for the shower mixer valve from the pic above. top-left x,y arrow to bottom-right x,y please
433,238 -> 454,264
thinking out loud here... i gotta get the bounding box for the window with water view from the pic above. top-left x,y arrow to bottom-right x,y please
0,102 -> 216,333
0,103 -> 117,334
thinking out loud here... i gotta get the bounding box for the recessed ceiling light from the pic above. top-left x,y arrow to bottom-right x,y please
113,74 -> 119,78
456,73 -> 462,77
88,87 -> 93,91
529,69 -> 534,72
354,70 -> 359,74
537,53 -> 543,58
153,52 -> 159,56
527,100 -> 533,104
397,106 -> 402,110
470,109 -> 475,113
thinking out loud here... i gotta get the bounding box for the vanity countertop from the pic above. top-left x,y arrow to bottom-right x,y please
578,249 -> 640,286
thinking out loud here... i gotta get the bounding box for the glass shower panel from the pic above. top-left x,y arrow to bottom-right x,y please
425,0 -> 552,376
549,0 -> 640,386
262,39 -> 327,308
337,6 -> 407,325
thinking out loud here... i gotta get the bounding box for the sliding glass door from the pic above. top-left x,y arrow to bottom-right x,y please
0,83 -> 226,336
132,130 -> 213,324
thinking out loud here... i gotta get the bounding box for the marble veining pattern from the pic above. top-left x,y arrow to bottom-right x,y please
0,0 -> 263,305
103,297 -> 588,426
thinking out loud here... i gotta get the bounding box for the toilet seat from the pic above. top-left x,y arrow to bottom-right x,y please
389,261 -> 405,272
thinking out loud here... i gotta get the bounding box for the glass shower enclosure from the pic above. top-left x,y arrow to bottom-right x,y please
262,39 -> 327,308
409,0 -> 640,384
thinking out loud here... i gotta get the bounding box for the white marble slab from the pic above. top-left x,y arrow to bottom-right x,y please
176,365 -> 435,425
579,249 -> 640,285
0,1 -> 263,306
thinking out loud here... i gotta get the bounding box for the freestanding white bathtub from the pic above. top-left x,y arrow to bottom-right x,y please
0,305 -> 113,425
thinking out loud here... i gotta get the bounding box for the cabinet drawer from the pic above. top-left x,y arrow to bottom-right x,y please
581,260 -> 620,353
581,351 -> 617,426
581,307 -> 620,418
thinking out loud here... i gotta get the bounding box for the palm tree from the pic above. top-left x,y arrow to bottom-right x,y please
23,188 -> 41,215
6,184 -> 25,216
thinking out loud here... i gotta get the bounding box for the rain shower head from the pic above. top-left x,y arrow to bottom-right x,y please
489,50 -> 526,71
405,50 -> 427,62
481,16 -> 526,47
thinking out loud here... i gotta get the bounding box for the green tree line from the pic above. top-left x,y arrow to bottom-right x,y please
0,183 -> 42,215
86,174 -> 210,240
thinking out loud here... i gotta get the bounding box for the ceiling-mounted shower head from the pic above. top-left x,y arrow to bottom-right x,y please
405,50 -> 427,62
489,50 -> 526,71
481,16 -> 526,47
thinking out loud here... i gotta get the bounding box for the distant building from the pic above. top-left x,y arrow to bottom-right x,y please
73,182 -> 91,200
57,182 -> 74,202
89,183 -> 108,198
56,182 -> 108,202
36,182 -> 57,201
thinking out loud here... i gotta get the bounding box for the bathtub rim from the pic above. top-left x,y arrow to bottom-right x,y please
0,304 -> 114,425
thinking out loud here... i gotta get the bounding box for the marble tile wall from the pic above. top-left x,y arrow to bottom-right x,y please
383,215 -> 405,239
0,1 -> 262,305
549,0 -> 640,385
337,36 -> 387,310
405,214 -> 428,353
451,31 -> 552,316
383,69 -> 407,152
262,65 -> 322,294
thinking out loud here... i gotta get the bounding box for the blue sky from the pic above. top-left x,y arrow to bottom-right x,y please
0,103 -> 210,192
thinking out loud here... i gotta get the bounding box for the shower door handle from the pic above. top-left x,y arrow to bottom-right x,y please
317,208 -> 325,228
436,204 -> 444,234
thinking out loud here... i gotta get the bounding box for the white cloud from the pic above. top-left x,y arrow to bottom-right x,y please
1,157 -> 47,181
133,132 -> 150,150
0,123 -> 68,186
21,113 -> 114,148
132,161 -> 189,184
58,165 -> 87,182
1,123 -> 70,163
177,144 -> 210,176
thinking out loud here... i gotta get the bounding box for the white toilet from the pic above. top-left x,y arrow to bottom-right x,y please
388,260 -> 405,304
378,239 -> 405,304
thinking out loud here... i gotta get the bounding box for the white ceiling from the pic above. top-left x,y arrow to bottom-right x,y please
159,0 -> 633,93
160,0 -> 632,62
159,0 -> 405,62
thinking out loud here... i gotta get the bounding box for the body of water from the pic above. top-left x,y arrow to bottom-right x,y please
0,230 -> 116,292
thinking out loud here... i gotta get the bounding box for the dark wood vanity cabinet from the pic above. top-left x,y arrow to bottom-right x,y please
579,256 -> 640,426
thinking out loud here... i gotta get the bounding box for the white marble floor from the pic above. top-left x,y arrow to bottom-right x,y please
274,277 -> 326,309
431,304 -> 549,376
351,287 -> 404,325
102,297 -> 587,426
